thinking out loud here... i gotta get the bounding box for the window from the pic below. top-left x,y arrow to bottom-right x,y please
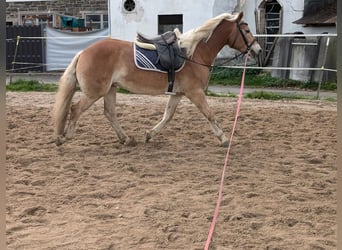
82,12 -> 108,30
158,14 -> 183,34
18,12 -> 54,29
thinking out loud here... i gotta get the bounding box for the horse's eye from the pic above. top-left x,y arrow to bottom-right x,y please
245,30 -> 250,33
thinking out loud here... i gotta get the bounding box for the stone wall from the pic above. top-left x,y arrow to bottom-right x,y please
6,0 -> 108,24
271,37 -> 337,82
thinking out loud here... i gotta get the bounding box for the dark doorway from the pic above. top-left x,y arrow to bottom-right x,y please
158,14 -> 183,34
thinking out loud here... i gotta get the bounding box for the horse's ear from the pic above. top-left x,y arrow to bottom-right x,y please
237,12 -> 244,21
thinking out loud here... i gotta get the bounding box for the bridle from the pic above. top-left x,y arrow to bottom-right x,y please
234,21 -> 257,54
180,20 -> 257,68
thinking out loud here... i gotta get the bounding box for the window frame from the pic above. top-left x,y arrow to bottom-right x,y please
81,11 -> 108,30
17,11 -> 55,28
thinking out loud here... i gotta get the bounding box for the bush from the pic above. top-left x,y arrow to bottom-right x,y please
6,79 -> 58,92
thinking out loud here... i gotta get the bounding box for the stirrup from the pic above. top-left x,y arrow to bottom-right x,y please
165,91 -> 177,95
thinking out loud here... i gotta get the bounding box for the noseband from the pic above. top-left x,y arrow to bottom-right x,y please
234,21 -> 256,53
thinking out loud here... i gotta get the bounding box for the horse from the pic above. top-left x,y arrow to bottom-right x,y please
52,12 -> 262,147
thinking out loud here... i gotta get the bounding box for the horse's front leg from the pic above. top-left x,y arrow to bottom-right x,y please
104,85 -> 136,146
145,94 -> 183,143
186,89 -> 229,147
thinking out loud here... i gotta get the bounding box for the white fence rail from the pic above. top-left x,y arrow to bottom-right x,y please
6,32 -> 337,98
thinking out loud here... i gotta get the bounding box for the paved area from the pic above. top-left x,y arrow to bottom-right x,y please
6,73 -> 337,99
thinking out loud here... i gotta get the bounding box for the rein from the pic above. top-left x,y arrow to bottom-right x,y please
204,51 -> 250,250
179,52 -> 245,68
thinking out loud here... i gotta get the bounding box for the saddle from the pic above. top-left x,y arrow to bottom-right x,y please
136,30 -> 185,95
137,30 -> 177,44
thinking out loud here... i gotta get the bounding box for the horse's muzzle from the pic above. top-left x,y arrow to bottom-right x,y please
250,42 -> 262,56
249,42 -> 262,66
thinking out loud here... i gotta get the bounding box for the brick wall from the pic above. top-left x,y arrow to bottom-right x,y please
6,0 -> 108,24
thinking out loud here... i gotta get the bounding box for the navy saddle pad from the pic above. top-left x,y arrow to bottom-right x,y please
134,44 -> 184,73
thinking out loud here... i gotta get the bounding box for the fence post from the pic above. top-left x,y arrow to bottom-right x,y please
11,35 -> 21,70
317,37 -> 330,99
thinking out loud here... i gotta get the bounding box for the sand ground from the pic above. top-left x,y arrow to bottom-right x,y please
6,92 -> 336,249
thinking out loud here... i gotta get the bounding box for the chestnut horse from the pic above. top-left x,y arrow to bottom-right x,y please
52,12 -> 262,146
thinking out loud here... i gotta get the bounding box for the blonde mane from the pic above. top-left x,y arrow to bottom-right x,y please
179,13 -> 240,58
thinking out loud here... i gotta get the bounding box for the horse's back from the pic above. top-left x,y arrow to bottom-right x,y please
77,38 -> 133,77
75,38 -> 133,96
81,38 -> 132,63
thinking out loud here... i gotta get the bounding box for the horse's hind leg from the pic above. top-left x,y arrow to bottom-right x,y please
64,94 -> 99,140
186,89 -> 229,147
145,94 -> 182,142
104,85 -> 135,146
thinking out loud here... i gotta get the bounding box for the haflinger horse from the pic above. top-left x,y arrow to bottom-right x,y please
52,12 -> 262,147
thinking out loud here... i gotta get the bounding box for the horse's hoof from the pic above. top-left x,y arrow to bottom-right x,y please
145,131 -> 152,143
64,131 -> 75,140
221,140 -> 229,147
55,136 -> 66,146
125,137 -> 137,147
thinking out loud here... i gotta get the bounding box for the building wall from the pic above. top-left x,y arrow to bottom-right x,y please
7,0 -> 335,35
242,0 -> 336,34
109,0 -> 336,42
109,0 -> 243,41
6,0 -> 337,81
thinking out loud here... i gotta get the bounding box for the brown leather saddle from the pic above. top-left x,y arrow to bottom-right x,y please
136,31 -> 185,95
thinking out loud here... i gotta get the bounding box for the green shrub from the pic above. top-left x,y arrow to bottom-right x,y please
6,79 -> 58,92
245,91 -> 314,100
6,79 -> 133,94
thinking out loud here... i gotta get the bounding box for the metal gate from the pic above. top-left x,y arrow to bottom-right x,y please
6,25 -> 44,73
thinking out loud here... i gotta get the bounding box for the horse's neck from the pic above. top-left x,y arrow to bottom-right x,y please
193,20 -> 234,66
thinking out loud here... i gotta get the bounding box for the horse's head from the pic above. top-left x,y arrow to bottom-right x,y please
228,12 -> 262,57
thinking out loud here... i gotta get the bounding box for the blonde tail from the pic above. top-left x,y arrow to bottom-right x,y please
52,51 -> 82,141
